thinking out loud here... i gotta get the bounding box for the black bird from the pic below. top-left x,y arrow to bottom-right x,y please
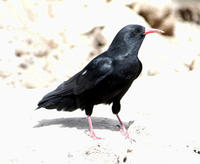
37,24 -> 163,139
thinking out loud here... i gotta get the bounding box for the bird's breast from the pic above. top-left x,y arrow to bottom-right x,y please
114,55 -> 141,79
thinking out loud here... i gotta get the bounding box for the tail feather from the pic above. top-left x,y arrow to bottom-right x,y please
37,95 -> 76,112
37,77 -> 79,111
37,96 -> 62,109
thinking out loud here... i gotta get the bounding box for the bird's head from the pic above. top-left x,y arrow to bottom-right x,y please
108,24 -> 164,55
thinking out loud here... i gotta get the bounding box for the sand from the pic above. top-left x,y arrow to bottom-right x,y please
1,71 -> 200,164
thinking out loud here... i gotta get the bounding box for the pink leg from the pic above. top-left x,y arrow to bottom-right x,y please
116,114 -> 130,139
87,116 -> 101,140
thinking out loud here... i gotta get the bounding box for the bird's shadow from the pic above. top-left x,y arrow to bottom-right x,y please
34,117 -> 132,131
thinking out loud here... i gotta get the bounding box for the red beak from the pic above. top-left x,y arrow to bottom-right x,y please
144,28 -> 164,35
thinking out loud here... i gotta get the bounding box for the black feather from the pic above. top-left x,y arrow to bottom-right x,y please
37,25 -> 148,116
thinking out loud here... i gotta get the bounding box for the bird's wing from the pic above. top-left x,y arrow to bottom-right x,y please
73,56 -> 113,95
41,56 -> 113,100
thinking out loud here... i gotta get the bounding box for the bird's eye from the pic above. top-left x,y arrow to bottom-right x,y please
135,28 -> 141,34
131,28 -> 141,37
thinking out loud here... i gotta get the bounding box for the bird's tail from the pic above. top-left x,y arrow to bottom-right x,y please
37,95 -> 77,112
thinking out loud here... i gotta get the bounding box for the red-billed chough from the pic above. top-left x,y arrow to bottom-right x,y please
37,24 -> 163,139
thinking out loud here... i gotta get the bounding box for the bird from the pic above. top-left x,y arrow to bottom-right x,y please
37,24 -> 164,139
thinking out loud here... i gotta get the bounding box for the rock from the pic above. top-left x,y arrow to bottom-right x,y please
1,0 -> 200,88
0,0 -> 148,88
1,71 -> 200,164
176,3 -> 200,24
83,26 -> 106,58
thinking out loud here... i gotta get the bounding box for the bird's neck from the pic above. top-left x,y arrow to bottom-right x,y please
108,45 -> 139,59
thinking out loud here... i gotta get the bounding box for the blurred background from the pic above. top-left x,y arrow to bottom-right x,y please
1,0 -> 200,89
1,1 -> 200,163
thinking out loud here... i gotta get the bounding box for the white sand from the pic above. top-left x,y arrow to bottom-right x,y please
1,71 -> 200,164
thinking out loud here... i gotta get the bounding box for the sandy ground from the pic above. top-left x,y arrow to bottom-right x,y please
1,71 -> 200,164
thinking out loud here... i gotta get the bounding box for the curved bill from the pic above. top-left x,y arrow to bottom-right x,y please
144,28 -> 164,35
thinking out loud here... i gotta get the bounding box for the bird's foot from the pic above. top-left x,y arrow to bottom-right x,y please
117,125 -> 130,139
87,116 -> 102,140
120,129 -> 130,139
117,125 -> 136,142
90,131 -> 102,140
